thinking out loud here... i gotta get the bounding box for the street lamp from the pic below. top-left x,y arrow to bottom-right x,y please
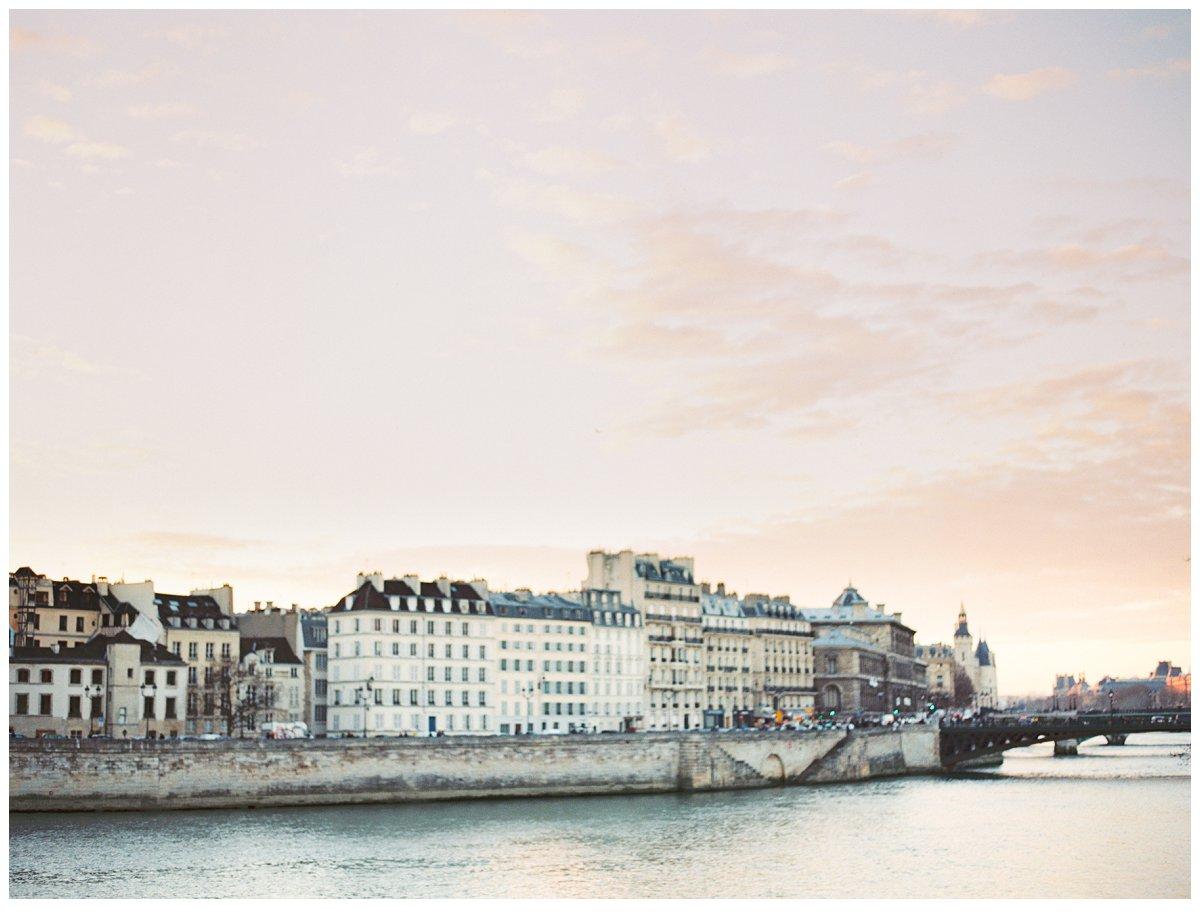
518,681 -> 536,734
140,682 -> 157,739
358,675 -> 375,738
83,684 -> 104,737
662,687 -> 676,732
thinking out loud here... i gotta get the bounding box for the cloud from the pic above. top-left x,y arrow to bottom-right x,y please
173,129 -> 260,152
1108,58 -> 1189,80
406,110 -> 458,135
834,171 -> 875,190
11,27 -> 95,55
39,81 -> 72,102
505,228 -> 594,276
824,133 -> 954,165
983,67 -> 1077,101
831,63 -> 968,115
23,114 -> 75,143
335,146 -> 403,178
126,102 -> 199,119
64,140 -> 130,160
88,62 -> 170,89
524,146 -> 619,176
654,115 -> 711,163
133,531 -> 261,552
488,175 -> 637,225
1139,24 -> 1173,41
709,49 -> 798,77
10,335 -> 144,380
977,243 -> 1188,279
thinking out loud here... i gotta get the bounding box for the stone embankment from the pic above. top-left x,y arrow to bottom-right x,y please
9,725 -> 941,812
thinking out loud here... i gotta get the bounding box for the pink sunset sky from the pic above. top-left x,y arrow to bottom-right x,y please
9,10 -> 1190,694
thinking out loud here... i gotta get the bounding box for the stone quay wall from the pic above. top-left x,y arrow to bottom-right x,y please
9,725 -> 941,812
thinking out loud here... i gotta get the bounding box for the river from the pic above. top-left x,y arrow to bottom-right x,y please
8,732 -> 1189,898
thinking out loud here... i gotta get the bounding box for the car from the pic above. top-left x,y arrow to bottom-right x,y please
193,733 -> 223,741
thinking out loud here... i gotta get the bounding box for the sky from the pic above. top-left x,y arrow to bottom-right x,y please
9,10 -> 1190,694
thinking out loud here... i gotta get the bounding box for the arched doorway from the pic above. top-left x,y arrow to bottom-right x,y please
822,684 -> 842,712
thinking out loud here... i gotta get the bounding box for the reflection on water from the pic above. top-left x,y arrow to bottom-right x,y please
9,733 -> 1189,898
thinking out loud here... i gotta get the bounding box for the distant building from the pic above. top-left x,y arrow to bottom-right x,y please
1054,662 -> 1190,711
237,604 -> 328,735
584,550 -> 704,731
326,573 -> 493,736
917,604 -> 999,709
807,585 -> 927,714
10,631 -> 186,738
567,587 -> 644,732
237,636 -> 305,732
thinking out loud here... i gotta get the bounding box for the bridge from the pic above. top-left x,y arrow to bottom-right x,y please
939,710 -> 1190,767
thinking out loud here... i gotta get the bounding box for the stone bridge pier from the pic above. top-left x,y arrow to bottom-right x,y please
1053,738 -> 1080,756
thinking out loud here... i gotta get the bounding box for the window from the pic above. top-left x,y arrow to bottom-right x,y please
444,690 -> 453,705
144,670 -> 156,686
205,643 -> 214,661
426,622 -> 435,635
90,695 -> 102,718
75,616 -> 85,633
143,697 -> 155,719
165,698 -> 177,719
461,690 -> 470,706
410,689 -> 418,705
59,615 -> 67,631
444,622 -> 452,636
16,669 -> 29,684
117,707 -> 127,724
39,669 -> 52,684
15,694 -> 29,714
187,666 -> 197,685
392,689 -> 401,705
166,671 -> 177,686
426,690 -> 434,705
373,618 -> 382,632
188,642 -> 197,659
68,696 -> 82,718
69,668 -> 82,685
39,694 -> 53,715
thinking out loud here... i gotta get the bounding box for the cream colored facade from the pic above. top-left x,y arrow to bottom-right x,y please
157,591 -> 240,735
701,586 -> 759,727
10,633 -> 186,738
238,638 -> 305,731
744,594 -> 816,716
585,550 -> 704,731
574,588 -> 644,732
327,573 -> 494,736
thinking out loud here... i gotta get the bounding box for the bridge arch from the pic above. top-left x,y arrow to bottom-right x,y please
762,753 -> 785,784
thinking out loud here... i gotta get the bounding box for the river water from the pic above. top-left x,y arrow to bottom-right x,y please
9,732 -> 1190,898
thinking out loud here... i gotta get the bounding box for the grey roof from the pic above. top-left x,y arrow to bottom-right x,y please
300,613 -> 328,649
832,585 -> 868,607
489,592 -> 592,622
812,628 -> 881,653
975,640 -> 992,665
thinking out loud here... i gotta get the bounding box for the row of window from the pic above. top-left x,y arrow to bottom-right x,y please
13,693 -> 178,720
333,641 -> 487,661
332,688 -> 489,707
499,658 -> 586,673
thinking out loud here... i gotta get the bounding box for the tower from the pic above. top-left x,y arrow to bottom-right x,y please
953,602 -> 972,668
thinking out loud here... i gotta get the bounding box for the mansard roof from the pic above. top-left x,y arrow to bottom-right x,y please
635,558 -> 694,584
50,579 -> 101,611
832,584 -> 867,607
240,636 -> 303,666
12,631 -> 186,665
975,640 -> 992,665
489,591 -> 592,622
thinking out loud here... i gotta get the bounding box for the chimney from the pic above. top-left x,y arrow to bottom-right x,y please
436,576 -> 450,597
716,582 -> 726,596
893,610 -> 902,623
470,578 -> 489,599
291,603 -> 298,613
876,603 -> 885,613
254,601 -> 262,612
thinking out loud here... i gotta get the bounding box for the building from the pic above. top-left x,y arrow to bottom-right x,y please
1053,662 -> 1190,712
916,642 -> 958,704
949,604 -> 999,709
237,636 -> 305,733
700,582 -> 758,729
585,550 -> 704,730
574,587 -> 644,732
237,604 -> 329,735
10,631 -> 187,738
743,593 -> 815,719
806,585 -> 926,715
489,590 -> 593,734
10,567 -> 103,649
156,589 -> 240,736
326,572 -> 493,737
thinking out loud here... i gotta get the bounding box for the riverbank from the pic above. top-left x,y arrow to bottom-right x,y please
10,733 -> 1189,898
9,725 -> 941,812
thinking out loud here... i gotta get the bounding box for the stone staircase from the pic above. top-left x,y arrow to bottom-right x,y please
710,744 -> 769,785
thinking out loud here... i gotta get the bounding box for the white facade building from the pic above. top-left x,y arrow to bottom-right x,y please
326,573 -> 494,736
584,550 -> 704,731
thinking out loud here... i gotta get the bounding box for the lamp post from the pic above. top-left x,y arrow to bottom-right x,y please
359,675 -> 375,738
518,681 -> 536,734
662,687 -> 676,732
140,683 -> 157,739
83,684 -> 104,737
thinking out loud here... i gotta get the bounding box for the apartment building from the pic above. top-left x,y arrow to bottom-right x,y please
490,590 -> 593,734
585,550 -> 704,730
326,573 -> 493,737
10,632 -> 187,738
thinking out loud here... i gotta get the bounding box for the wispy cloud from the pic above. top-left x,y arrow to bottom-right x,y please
524,146 -> 619,176
406,110 -> 458,135
87,62 -> 171,89
1108,58 -> 1189,80
24,114 -> 75,143
654,115 -> 711,163
709,49 -> 798,77
335,146 -> 403,178
39,80 -> 72,102
65,140 -> 130,160
984,66 -> 1077,101
173,128 -> 260,152
825,132 -> 955,165
126,102 -> 199,119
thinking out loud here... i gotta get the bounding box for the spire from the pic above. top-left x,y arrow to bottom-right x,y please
954,603 -> 971,638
